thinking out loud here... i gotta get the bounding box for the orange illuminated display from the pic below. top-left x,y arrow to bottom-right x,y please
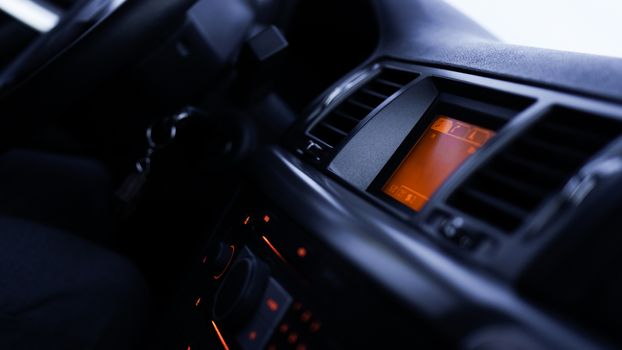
383,116 -> 494,211
211,320 -> 230,350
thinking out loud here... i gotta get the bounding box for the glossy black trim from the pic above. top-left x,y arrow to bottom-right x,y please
250,147 -> 606,349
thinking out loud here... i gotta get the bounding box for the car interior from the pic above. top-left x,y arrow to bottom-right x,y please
1,0 -> 622,349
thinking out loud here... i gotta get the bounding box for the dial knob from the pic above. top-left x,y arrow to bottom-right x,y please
212,255 -> 270,330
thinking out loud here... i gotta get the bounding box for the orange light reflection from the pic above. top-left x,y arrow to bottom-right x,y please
261,236 -> 287,263
211,320 -> 230,350
213,245 -> 236,280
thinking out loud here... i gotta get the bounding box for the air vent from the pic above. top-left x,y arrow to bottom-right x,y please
449,108 -> 622,232
309,68 -> 419,148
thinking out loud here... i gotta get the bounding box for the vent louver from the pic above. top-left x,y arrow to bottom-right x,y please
309,68 -> 419,148
449,108 -> 622,232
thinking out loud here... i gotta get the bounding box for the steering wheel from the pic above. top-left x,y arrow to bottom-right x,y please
0,0 -> 197,115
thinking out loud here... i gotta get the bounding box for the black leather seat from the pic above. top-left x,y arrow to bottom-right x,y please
0,149 -> 149,350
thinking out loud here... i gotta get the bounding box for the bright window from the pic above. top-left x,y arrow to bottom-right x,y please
444,0 -> 622,58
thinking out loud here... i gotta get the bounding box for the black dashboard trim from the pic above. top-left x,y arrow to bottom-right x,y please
251,146 -> 605,349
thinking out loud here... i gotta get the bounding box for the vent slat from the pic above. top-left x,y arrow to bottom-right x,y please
449,108 -> 622,233
345,98 -> 375,112
333,110 -> 362,123
539,122 -> 606,149
461,187 -> 529,220
360,88 -> 390,100
309,68 -> 419,148
319,122 -> 348,137
373,78 -> 403,89
519,136 -> 590,164
479,168 -> 548,204
500,153 -> 569,184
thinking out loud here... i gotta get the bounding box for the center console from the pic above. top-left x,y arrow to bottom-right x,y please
177,60 -> 622,349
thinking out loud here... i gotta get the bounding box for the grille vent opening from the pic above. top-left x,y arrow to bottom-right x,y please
449,108 -> 622,232
309,68 -> 419,148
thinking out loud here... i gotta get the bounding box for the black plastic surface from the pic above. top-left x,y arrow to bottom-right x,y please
328,78 -> 436,189
372,0 -> 622,104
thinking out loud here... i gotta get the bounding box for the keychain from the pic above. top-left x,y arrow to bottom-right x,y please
115,109 -> 191,217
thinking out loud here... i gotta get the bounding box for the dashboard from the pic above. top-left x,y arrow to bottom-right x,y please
184,58 -> 622,349
3,0 -> 622,349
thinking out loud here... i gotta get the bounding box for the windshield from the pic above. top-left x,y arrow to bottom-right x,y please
444,0 -> 622,58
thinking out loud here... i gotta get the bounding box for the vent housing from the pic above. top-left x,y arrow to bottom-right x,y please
309,68 -> 419,148
449,108 -> 622,232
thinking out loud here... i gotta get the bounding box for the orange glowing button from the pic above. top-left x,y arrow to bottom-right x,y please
293,302 -> 303,311
287,332 -> 299,344
248,331 -> 257,341
263,215 -> 271,223
279,323 -> 289,333
266,298 -> 279,312
383,116 -> 495,211
310,321 -> 322,333
296,247 -> 308,258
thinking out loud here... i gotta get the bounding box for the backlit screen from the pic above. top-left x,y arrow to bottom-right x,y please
383,116 -> 495,211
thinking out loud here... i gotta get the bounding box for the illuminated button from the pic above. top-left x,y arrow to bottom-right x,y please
310,321 -> 321,333
296,247 -> 307,258
248,331 -> 257,341
266,298 -> 279,312
263,215 -> 271,223
236,278 -> 292,350
300,310 -> 312,323
292,302 -> 303,312
287,332 -> 299,344
278,323 -> 289,333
